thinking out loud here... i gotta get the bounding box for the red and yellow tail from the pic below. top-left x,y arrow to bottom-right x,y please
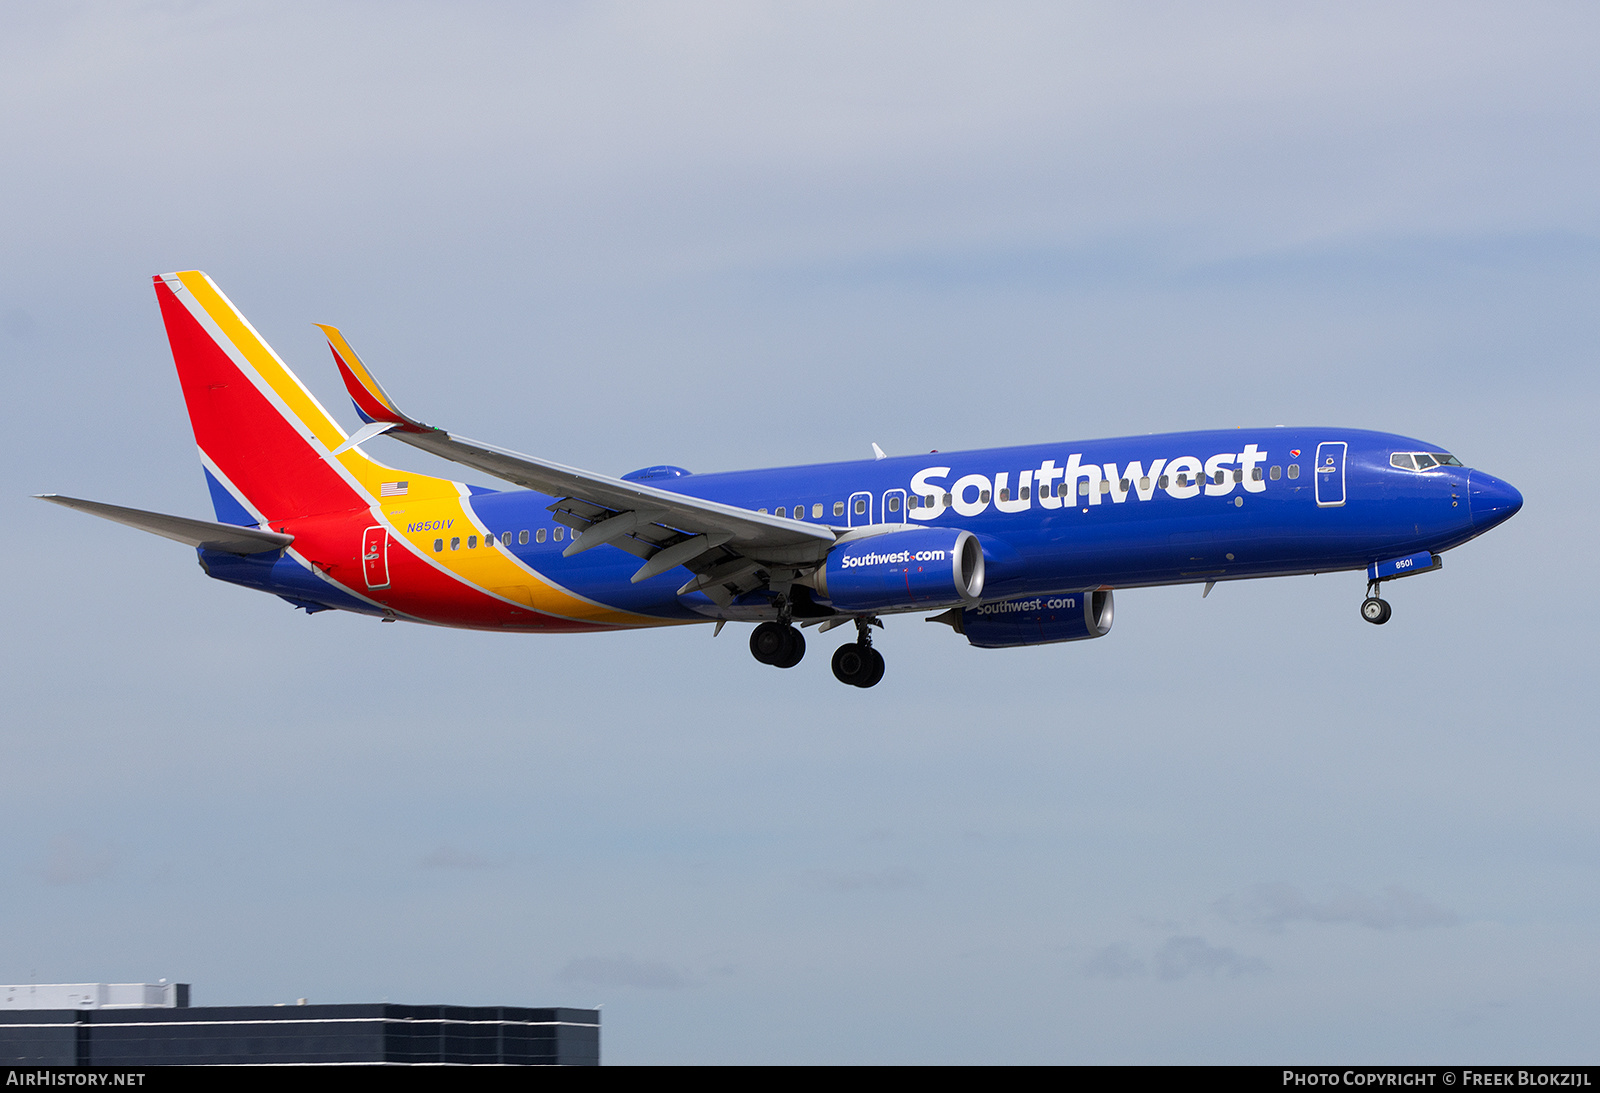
154,270 -> 453,524
153,271 -> 651,631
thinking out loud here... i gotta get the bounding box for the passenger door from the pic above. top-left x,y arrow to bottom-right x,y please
1315,442 -> 1347,507
362,525 -> 391,589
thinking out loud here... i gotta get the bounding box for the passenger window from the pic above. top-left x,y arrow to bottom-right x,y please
1139,477 -> 1150,490
1160,475 -> 1170,488
1120,478 -> 1130,491
553,527 -> 565,542
759,508 -> 768,515
502,532 -> 511,545
1020,486 -> 1030,500
1233,469 -> 1243,483
943,493 -> 953,506
518,530 -> 529,544
813,503 -> 823,519
450,537 -> 460,550
1251,468 -> 1263,481
468,535 -> 478,549
887,496 -> 901,512
1287,465 -> 1300,479
854,498 -> 866,515
434,539 -> 444,552
909,496 -> 920,509
1176,474 -> 1188,487
793,506 -> 804,520
831,501 -> 842,516
1098,481 -> 1110,494
536,528 -> 547,543
775,506 -> 786,518
1213,472 -> 1224,486
980,490 -> 991,503
1270,466 -> 1281,480
999,488 -> 1010,502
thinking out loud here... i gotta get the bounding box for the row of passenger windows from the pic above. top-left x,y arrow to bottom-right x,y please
753,465 -> 1305,513
433,527 -> 563,552
427,462 -> 1315,554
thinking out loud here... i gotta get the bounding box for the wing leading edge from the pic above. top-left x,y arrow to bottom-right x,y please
317,326 -> 839,603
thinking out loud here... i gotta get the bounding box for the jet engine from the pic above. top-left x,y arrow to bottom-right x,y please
936,590 -> 1114,648
812,528 -> 984,613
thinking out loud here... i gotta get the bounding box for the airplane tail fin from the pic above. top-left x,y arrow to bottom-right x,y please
153,272 -> 428,524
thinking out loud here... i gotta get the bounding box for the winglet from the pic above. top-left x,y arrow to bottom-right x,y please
316,324 -> 433,433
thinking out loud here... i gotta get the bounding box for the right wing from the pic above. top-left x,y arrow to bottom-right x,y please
318,326 -> 840,602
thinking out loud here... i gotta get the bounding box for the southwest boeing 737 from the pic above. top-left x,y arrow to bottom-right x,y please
38,271 -> 1523,688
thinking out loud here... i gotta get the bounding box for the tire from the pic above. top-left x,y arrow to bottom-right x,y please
854,647 -> 885,688
832,643 -> 868,685
750,621 -> 786,663
770,626 -> 806,669
1360,597 -> 1391,625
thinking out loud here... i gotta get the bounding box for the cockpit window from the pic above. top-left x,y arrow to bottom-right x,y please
1388,451 -> 1465,473
1391,450 -> 1462,472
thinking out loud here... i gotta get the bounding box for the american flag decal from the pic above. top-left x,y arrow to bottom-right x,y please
380,481 -> 409,497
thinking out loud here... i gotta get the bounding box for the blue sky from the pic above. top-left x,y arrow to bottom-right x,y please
3,2 -> 1597,1063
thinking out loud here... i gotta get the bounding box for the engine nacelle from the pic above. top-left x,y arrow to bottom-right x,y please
813,528 -> 984,613
945,590 -> 1114,648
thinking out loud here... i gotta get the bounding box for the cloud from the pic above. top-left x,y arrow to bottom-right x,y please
1153,936 -> 1267,981
1081,943 -> 1145,980
1214,884 -> 1459,931
558,956 -> 689,991
418,844 -> 500,870
32,832 -> 113,885
803,867 -> 922,892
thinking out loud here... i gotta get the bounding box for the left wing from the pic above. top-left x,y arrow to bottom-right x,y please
318,326 -> 838,602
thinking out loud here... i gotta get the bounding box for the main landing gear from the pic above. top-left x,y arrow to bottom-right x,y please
1360,580 -> 1392,625
831,618 -> 885,689
750,620 -> 805,668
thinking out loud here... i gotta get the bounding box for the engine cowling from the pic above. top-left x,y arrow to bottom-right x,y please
946,590 -> 1114,648
813,528 -> 984,613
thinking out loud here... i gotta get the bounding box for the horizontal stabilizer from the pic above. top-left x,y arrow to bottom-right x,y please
36,495 -> 294,554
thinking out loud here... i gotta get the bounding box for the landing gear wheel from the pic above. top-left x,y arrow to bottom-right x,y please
751,621 -> 804,665
771,626 -> 805,669
856,647 -> 885,688
831,643 -> 867,685
1360,597 -> 1392,625
831,643 -> 885,688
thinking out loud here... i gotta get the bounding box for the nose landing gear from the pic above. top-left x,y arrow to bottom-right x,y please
1360,579 -> 1392,625
830,617 -> 885,688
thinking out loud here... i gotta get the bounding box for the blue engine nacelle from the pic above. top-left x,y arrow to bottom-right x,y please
940,590 -> 1114,648
813,528 -> 985,613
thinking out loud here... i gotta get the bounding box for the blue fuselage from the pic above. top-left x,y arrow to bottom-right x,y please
426,426 -> 1519,622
